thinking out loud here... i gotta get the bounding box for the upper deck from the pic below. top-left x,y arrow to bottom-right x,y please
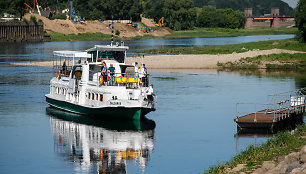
85,44 -> 129,63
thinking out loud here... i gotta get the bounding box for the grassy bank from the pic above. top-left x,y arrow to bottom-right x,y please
217,53 -> 306,70
205,124 -> 306,173
163,27 -> 297,39
138,38 -> 306,54
49,27 -> 297,42
49,32 -> 119,41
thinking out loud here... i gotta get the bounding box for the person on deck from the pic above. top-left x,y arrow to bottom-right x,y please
62,59 -> 67,75
146,84 -> 156,101
134,62 -> 139,78
108,64 -> 115,86
101,62 -> 108,86
140,64 -> 148,87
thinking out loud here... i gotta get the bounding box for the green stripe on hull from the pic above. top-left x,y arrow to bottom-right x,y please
46,96 -> 142,120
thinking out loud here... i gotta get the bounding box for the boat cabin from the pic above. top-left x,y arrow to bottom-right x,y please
53,44 -> 146,88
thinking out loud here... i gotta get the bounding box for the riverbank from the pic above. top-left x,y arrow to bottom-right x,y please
217,53 -> 306,70
11,49 -> 304,69
49,27 -> 297,42
161,27 -> 297,39
205,124 -> 306,174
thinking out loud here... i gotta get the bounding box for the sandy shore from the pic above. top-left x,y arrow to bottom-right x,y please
11,49 -> 304,69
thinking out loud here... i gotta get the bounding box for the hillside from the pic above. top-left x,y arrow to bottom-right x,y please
193,0 -> 294,16
24,14 -> 172,37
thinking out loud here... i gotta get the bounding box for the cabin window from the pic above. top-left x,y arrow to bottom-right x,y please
99,94 -> 103,101
92,93 -> 94,100
57,87 -> 59,94
96,94 -> 98,101
88,93 -> 91,99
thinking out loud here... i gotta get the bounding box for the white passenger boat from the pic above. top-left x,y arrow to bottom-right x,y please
45,43 -> 156,120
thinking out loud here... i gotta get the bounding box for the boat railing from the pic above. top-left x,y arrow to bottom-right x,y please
236,96 -> 306,122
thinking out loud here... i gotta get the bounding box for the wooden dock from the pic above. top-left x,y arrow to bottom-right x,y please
234,88 -> 306,131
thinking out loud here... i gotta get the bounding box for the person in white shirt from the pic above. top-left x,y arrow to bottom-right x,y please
139,64 -> 144,86
146,84 -> 156,101
134,62 -> 139,77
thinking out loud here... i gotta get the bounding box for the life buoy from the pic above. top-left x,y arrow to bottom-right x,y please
57,69 -> 61,79
99,75 -> 103,85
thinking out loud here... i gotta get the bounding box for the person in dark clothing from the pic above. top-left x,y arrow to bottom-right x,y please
101,62 -> 108,85
108,64 -> 115,86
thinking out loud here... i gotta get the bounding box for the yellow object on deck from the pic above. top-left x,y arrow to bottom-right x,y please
128,78 -> 135,83
121,77 -> 127,83
115,77 -> 122,83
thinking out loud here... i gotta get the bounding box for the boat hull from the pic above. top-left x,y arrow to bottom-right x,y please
46,96 -> 154,120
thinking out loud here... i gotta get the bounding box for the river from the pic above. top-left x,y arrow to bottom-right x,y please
0,34 -> 305,174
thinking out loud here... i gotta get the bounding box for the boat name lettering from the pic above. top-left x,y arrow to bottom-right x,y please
110,101 -> 121,105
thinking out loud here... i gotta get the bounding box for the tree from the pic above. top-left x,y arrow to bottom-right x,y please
197,6 -> 225,27
193,0 -> 294,16
196,6 -> 245,29
218,8 -> 246,29
74,0 -> 142,21
296,0 -> 306,43
167,0 -> 196,30
0,0 -> 24,18
146,0 -> 197,30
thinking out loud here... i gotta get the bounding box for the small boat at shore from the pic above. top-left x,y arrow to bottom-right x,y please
45,42 -> 156,120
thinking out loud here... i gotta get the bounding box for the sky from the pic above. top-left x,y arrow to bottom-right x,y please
281,0 -> 298,8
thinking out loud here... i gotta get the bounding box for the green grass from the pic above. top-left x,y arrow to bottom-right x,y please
163,27 -> 297,39
205,124 -> 306,174
218,53 -> 306,70
50,32 -> 118,41
138,38 -> 306,54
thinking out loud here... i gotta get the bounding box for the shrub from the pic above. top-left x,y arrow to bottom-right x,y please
115,30 -> 120,36
30,15 -> 37,23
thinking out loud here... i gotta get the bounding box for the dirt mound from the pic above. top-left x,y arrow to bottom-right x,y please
24,14 -> 172,37
141,17 -> 156,27
151,27 -> 173,37
24,14 -> 110,34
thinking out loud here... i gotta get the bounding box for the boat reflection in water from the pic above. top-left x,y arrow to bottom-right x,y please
46,107 -> 156,174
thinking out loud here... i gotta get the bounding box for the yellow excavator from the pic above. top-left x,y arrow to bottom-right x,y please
155,17 -> 164,27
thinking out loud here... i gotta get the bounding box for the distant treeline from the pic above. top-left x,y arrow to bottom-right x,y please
193,0 -> 294,16
145,0 -> 246,30
1,0 -> 294,31
196,6 -> 246,29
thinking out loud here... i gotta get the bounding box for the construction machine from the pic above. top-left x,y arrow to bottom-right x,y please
155,17 -> 164,27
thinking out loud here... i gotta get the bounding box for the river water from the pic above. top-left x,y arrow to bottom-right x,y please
0,35 -> 305,174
